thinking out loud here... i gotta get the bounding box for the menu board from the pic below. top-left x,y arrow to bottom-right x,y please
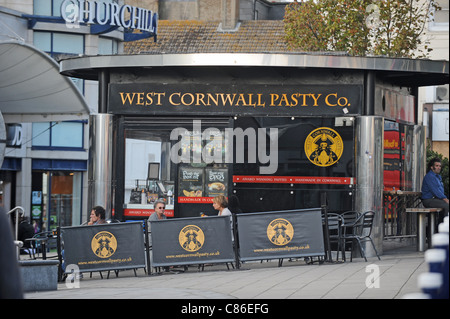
178,167 -> 204,198
205,168 -> 228,197
177,166 -> 229,203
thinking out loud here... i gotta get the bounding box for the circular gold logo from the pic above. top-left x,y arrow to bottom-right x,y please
179,225 -> 205,252
267,218 -> 294,246
305,127 -> 344,167
91,231 -> 117,258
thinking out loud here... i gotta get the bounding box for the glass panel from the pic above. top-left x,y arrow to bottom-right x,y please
51,122 -> 83,148
34,0 -> 52,16
32,122 -> 51,146
233,117 -> 354,213
50,172 -> 73,229
53,33 -> 84,54
70,77 -> 84,93
33,32 -> 52,52
52,0 -> 66,16
98,37 -> 113,55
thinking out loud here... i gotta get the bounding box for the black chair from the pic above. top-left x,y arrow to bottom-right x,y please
339,211 -> 360,261
322,213 -> 344,261
340,211 -> 381,262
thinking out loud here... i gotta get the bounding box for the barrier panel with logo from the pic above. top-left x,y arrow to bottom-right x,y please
150,216 -> 235,267
61,222 -> 146,274
236,208 -> 325,262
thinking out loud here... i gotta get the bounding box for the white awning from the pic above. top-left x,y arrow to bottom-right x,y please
0,41 -> 90,123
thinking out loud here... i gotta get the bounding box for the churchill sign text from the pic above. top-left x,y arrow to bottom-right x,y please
109,83 -> 362,116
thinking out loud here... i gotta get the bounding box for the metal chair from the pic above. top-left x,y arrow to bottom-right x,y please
322,213 -> 344,261
339,211 -> 360,261
340,211 -> 381,262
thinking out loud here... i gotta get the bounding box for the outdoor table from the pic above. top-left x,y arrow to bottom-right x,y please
406,208 -> 442,251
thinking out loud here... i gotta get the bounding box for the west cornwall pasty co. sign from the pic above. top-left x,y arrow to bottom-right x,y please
109,83 -> 362,116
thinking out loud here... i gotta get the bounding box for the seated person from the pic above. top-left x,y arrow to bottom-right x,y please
88,206 -> 107,225
421,158 -> 449,224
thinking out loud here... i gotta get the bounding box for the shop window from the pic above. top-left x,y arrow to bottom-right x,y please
32,121 -> 85,150
121,119 -> 230,219
32,171 -> 83,231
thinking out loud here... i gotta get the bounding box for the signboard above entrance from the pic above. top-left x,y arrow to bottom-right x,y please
109,83 -> 362,116
61,0 -> 158,33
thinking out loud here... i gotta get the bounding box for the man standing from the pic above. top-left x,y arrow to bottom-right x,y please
422,158 -> 449,224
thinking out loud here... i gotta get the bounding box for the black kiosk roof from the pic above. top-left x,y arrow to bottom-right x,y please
60,53 -> 448,87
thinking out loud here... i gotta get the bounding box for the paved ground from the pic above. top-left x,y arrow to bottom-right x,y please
25,240 -> 428,301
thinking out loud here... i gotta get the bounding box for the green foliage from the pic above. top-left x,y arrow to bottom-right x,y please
427,146 -> 449,197
284,0 -> 440,58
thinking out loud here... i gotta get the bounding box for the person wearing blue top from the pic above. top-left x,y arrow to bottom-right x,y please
422,158 -> 449,224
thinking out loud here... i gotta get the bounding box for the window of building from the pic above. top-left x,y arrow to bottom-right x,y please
33,31 -> 84,56
34,0 -> 118,18
32,121 -> 85,150
430,0 -> 449,31
98,37 -> 119,55
33,31 -> 84,92
33,0 -> 64,16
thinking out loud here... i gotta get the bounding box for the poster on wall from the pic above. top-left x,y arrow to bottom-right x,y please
178,167 -> 204,198
205,168 -> 228,197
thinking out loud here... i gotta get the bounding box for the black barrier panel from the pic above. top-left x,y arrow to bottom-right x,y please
237,208 -> 325,261
61,222 -> 146,273
151,216 -> 235,267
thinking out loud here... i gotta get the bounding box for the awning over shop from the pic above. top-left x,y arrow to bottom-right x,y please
0,41 -> 90,123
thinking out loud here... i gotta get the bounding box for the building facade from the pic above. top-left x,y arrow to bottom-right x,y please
0,0 -> 124,231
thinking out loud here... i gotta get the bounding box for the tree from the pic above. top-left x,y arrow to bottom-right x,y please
284,0 -> 441,58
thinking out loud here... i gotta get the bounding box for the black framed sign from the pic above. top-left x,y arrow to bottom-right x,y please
61,222 -> 146,273
150,215 -> 234,267
236,208 -> 325,262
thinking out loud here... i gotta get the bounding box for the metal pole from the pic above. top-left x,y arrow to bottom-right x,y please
355,116 -> 384,257
7,206 -> 25,258
88,114 -> 114,219
321,192 -> 332,262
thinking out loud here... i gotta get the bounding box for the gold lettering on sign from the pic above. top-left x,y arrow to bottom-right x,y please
118,91 -> 352,109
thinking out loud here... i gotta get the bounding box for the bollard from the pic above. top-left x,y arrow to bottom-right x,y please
424,249 -> 446,274
438,221 -> 448,234
417,273 -> 443,299
431,232 -> 449,299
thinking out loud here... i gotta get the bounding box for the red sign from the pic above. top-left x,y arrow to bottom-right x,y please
233,175 -> 354,185
124,208 -> 174,218
178,197 -> 214,204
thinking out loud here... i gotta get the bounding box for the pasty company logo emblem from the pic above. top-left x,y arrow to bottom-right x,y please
179,225 -> 205,252
267,218 -> 294,246
305,127 -> 343,167
91,231 -> 117,258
